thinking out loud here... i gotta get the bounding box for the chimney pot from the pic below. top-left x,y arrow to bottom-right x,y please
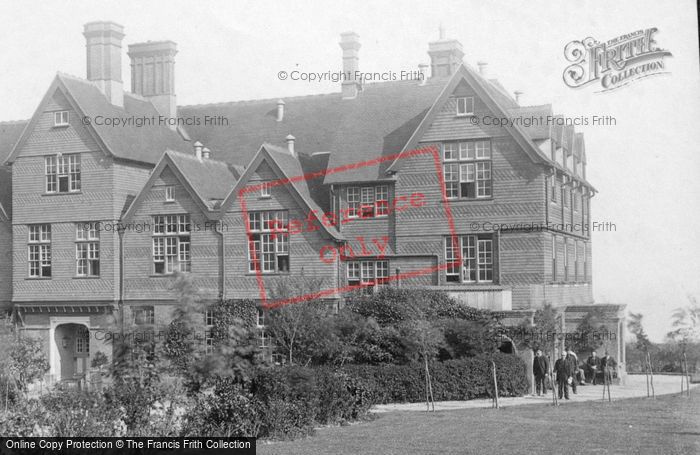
83,21 -> 125,107
193,141 -> 203,160
276,99 -> 285,122
477,61 -> 488,76
339,32 -> 361,99
202,147 -> 211,160
514,91 -> 523,104
285,134 -> 296,157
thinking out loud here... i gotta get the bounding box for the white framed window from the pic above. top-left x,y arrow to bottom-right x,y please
76,222 -> 100,277
54,111 -> 69,127
45,154 -> 80,193
247,211 -> 289,273
152,215 -> 191,274
443,140 -> 492,199
347,260 -> 389,291
260,182 -> 271,198
133,306 -> 155,325
445,234 -> 494,283
376,185 -> 389,216
28,224 -> 51,278
75,330 -> 89,354
347,187 -> 361,218
347,185 -> 391,219
360,187 -> 375,218
164,186 -> 174,202
205,309 -> 215,327
456,96 -> 474,116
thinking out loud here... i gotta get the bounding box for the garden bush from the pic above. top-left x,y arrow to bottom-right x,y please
342,353 -> 528,404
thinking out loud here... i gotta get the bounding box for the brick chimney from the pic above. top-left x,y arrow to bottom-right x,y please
427,27 -> 464,78
83,21 -> 125,107
128,40 -> 178,122
339,32 -> 361,99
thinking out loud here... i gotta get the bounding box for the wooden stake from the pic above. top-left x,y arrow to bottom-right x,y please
551,353 -> 558,406
492,360 -> 499,409
647,352 -> 655,398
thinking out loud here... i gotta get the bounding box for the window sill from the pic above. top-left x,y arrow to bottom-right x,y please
164,200 -> 176,204
52,125 -> 70,129
455,113 -> 475,118
73,276 -> 101,279
42,191 -> 82,196
442,197 -> 494,203
149,273 -> 190,278
259,195 -> 272,200
245,272 -> 290,276
25,277 -> 52,280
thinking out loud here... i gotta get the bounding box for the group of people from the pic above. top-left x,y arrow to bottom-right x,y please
533,348 -> 617,400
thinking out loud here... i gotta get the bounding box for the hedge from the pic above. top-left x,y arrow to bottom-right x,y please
341,352 -> 528,404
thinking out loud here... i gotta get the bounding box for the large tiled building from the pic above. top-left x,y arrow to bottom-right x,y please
0,22 -> 625,383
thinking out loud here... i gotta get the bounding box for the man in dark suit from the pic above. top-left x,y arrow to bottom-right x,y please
554,351 -> 572,400
533,349 -> 550,396
587,351 -> 601,384
600,351 -> 617,384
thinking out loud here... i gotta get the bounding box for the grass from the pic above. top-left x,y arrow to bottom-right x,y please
258,388 -> 700,455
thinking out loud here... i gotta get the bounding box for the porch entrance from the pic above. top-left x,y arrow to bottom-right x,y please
49,316 -> 91,383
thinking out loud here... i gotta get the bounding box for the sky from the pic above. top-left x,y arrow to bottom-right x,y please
0,0 -> 698,341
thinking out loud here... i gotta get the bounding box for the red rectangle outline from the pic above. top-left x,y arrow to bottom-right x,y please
238,145 -> 461,309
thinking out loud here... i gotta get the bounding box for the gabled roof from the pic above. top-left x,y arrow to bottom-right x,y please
5,73 -> 187,166
220,144 -> 343,241
0,121 -> 27,165
179,79 -> 447,184
122,150 -> 238,222
0,166 -> 11,220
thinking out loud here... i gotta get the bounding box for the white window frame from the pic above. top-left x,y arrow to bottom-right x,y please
28,224 -> 51,278
443,140 -> 492,199
164,186 -> 174,202
375,185 -> 389,217
152,215 -> 191,274
456,96 -> 474,116
76,222 -> 100,277
45,154 -> 81,193
347,260 -> 389,290
347,187 -> 361,218
54,111 -> 69,127
260,182 -> 271,198
133,306 -> 155,325
445,234 -> 494,283
247,211 -> 289,274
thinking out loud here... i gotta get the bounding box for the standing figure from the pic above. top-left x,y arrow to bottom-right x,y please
554,351 -> 572,400
600,351 -> 617,384
533,349 -> 550,396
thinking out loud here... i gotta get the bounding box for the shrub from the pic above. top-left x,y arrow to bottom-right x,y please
342,353 -> 528,404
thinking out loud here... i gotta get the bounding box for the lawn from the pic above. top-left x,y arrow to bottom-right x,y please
258,388 -> 700,455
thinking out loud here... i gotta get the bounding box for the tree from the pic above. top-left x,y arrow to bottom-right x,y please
667,295 -> 700,344
265,275 -> 330,365
0,335 -> 49,407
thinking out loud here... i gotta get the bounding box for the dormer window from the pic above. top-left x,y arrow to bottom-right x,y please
54,111 -> 69,127
456,97 -> 474,116
164,186 -> 174,202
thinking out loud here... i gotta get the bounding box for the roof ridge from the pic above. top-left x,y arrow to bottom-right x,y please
165,148 -> 231,167
179,90 -> 341,109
